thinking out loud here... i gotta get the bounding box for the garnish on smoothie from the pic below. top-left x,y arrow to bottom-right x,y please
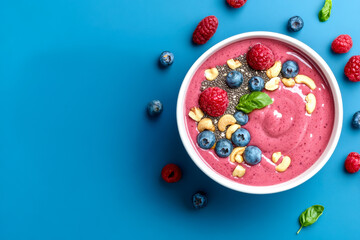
236,92 -> 273,114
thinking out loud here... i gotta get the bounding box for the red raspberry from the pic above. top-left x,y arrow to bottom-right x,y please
199,87 -> 228,117
344,152 -> 360,173
246,43 -> 275,70
161,164 -> 182,183
226,0 -> 247,8
344,56 -> 360,82
192,16 -> 218,45
331,35 -> 353,54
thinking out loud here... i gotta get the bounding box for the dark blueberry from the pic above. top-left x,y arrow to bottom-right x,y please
231,128 -> 251,147
197,131 -> 216,149
234,111 -> 249,125
243,146 -> 262,165
192,191 -> 207,209
287,16 -> 304,32
226,70 -> 243,89
159,51 -> 174,66
281,60 -> 299,78
248,76 -> 265,92
215,139 -> 233,158
147,100 -> 163,117
352,111 -> 360,129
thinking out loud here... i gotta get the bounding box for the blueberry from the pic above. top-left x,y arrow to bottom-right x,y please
352,111 -> 360,129
192,191 -> 207,209
226,71 -> 243,89
147,100 -> 163,117
243,146 -> 262,165
159,51 -> 174,66
215,139 -> 233,158
281,60 -> 299,78
248,76 -> 265,92
287,16 -> 304,32
197,131 -> 216,149
234,111 -> 249,125
231,128 -> 251,147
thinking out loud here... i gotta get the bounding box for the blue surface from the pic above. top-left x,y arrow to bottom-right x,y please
1,0 -> 360,239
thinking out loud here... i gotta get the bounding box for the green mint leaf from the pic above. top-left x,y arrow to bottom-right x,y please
297,205 -> 324,234
319,0 -> 332,22
236,92 -> 273,114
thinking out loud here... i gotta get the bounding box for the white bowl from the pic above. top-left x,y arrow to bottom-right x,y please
176,32 -> 343,194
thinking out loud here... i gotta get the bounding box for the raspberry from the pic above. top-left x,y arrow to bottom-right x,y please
161,164 -> 182,183
199,87 -> 228,117
331,35 -> 353,54
192,16 -> 218,45
344,56 -> 360,82
344,152 -> 360,173
246,43 -> 275,70
226,0 -> 247,8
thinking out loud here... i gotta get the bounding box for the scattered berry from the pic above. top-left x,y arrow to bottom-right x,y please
281,60 -> 299,78
287,16 -> 304,32
159,51 -> 174,66
248,76 -> 265,91
344,56 -> 360,82
234,111 -> 249,125
192,191 -> 208,209
226,70 -> 243,88
331,35 -> 353,54
147,100 -> 163,117
161,164 -> 182,183
231,128 -> 251,147
352,111 -> 360,129
226,0 -> 247,8
199,87 -> 229,117
246,43 -> 275,70
344,152 -> 360,173
215,139 -> 233,158
197,130 -> 216,149
244,146 -> 262,165
192,16 -> 218,45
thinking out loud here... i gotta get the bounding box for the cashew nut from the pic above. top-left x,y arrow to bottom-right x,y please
232,165 -> 246,178
226,124 -> 241,139
272,152 -> 282,163
275,156 -> 291,172
266,61 -> 282,79
295,75 -> 316,90
205,68 -> 219,81
230,147 -> 246,163
305,93 -> 316,114
282,78 -> 295,87
218,114 -> 237,131
265,77 -> 280,91
188,107 -> 204,122
197,118 -> 215,132
227,59 -> 242,70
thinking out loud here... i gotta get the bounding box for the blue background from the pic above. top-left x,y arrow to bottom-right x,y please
1,0 -> 359,239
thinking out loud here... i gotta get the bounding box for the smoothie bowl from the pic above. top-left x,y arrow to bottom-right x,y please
177,32 -> 342,194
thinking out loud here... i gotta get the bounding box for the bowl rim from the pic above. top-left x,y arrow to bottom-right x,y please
176,31 -> 343,194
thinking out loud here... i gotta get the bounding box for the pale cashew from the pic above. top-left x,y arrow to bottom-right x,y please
230,147 -> 246,163
197,118 -> 215,132
227,59 -> 242,70
226,124 -> 241,139
295,75 -> 316,90
188,107 -> 204,122
265,77 -> 280,91
266,61 -> 282,79
305,93 -> 316,114
232,165 -> 246,178
275,156 -> 291,172
218,114 -> 237,131
272,152 -> 282,163
282,78 -> 295,87
205,68 -> 219,81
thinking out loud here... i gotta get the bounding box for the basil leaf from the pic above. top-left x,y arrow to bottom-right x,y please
297,205 -> 324,234
236,92 -> 273,114
319,0 -> 332,22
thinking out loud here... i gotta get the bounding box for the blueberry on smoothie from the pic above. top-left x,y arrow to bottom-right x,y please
248,76 -> 265,92
226,70 -> 243,89
215,139 -> 233,158
147,100 -> 163,117
287,16 -> 304,32
281,60 -> 299,78
234,111 -> 249,125
231,128 -> 251,147
197,131 -> 216,149
352,111 -> 360,129
192,191 -> 207,209
159,51 -> 174,66
244,146 -> 262,165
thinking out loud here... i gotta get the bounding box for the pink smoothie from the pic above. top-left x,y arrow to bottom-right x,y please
183,38 -> 335,186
